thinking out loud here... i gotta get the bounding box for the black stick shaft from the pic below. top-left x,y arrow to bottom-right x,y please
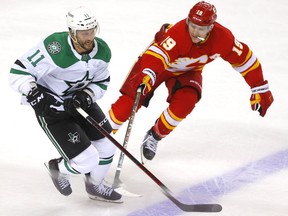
76,107 -> 222,213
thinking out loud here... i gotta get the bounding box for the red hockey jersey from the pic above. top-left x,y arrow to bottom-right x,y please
141,19 -> 264,88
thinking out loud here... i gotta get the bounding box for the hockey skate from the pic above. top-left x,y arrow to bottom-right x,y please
85,174 -> 122,203
141,128 -> 161,163
44,158 -> 72,196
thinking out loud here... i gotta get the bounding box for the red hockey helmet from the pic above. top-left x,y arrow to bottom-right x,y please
188,1 -> 217,26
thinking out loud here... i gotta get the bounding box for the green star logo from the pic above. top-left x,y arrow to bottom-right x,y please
63,71 -> 92,95
68,132 -> 80,144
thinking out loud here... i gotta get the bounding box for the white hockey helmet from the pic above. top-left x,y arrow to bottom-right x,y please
66,6 -> 99,35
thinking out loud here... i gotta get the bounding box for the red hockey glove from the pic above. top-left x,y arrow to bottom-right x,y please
154,23 -> 171,42
250,80 -> 274,117
139,68 -> 156,96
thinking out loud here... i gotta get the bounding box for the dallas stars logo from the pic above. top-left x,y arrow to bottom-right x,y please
63,71 -> 92,95
47,41 -> 61,54
68,132 -> 80,144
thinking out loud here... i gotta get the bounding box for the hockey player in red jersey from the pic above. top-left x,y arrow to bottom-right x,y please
107,1 -> 274,162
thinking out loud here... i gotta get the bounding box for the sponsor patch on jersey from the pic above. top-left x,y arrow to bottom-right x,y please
47,41 -> 61,54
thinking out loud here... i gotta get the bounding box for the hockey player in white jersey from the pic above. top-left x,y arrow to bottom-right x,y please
9,6 -> 122,202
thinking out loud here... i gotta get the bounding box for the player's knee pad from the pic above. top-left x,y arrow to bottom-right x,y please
91,137 -> 116,159
170,87 -> 198,118
70,145 -> 99,174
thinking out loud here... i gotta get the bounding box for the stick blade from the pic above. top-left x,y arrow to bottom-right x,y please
179,203 -> 222,212
115,187 -> 142,197
110,179 -> 142,197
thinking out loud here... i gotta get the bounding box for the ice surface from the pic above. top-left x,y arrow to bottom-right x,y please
1,0 -> 287,215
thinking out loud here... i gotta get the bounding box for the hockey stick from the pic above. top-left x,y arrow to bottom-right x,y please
76,107 -> 222,212
112,87 -> 142,197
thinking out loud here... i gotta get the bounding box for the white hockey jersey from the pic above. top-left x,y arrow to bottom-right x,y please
9,31 -> 111,105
